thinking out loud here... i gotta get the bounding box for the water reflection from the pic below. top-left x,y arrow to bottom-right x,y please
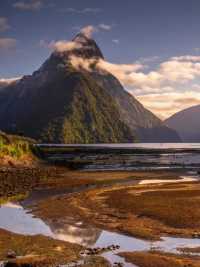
0,202 -> 53,237
0,202 -> 101,246
1,201 -> 200,253
50,219 -> 101,246
1,201 -> 200,266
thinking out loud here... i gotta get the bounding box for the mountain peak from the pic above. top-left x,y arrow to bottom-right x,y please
73,32 -> 91,43
72,32 -> 104,59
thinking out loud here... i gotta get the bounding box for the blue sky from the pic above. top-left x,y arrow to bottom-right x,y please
1,0 -> 200,118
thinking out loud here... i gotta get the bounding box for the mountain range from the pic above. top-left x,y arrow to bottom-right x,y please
0,33 -> 180,143
165,105 -> 200,142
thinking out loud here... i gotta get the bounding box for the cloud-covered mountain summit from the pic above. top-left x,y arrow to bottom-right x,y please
0,33 -> 180,143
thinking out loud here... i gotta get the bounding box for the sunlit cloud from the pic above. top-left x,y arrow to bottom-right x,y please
68,54 -> 200,119
0,17 -> 10,32
0,38 -> 17,50
0,77 -> 21,88
71,24 -> 112,38
80,24 -> 112,37
40,38 -> 83,53
41,24 -> 113,50
137,91 -> 200,119
80,25 -> 97,38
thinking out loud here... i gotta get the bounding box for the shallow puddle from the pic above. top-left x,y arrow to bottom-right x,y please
139,175 -> 198,185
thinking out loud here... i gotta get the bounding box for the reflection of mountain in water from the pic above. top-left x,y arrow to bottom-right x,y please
46,217 -> 101,246
21,190 -> 102,247
0,200 -> 101,247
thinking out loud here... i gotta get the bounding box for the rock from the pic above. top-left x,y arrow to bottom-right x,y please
114,262 -> 124,267
192,232 -> 200,238
6,250 -> 16,259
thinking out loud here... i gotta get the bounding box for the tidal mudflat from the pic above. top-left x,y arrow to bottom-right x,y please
1,164 -> 200,266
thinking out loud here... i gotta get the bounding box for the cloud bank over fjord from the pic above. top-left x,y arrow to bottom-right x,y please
68,50 -> 200,118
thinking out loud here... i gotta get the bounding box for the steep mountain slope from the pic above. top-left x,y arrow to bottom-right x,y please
0,33 -> 180,143
165,105 -> 200,142
91,72 -> 180,142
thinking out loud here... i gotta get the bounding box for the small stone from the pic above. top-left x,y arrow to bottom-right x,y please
7,250 -> 16,259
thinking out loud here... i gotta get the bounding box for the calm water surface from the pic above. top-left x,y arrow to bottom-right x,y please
39,143 -> 200,171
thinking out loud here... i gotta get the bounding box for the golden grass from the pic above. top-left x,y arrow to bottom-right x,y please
0,229 -> 110,267
35,173 -> 200,240
178,246 -> 200,253
119,251 -> 200,267
104,184 -> 200,229
0,229 -> 82,264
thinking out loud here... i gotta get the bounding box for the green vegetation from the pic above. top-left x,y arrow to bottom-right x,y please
39,71 -> 136,143
0,131 -> 34,159
0,192 -> 29,205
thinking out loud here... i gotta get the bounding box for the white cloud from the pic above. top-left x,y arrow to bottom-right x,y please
40,39 -> 83,52
69,55 -> 142,74
137,56 -> 160,64
13,0 -> 43,11
99,24 -> 112,31
0,17 -> 10,32
62,8 -> 102,14
53,40 -> 82,52
72,24 -> 112,38
112,39 -> 119,44
171,55 -> 200,62
80,24 -> 112,38
137,91 -> 200,119
80,25 -> 97,38
159,60 -> 200,83
0,38 -> 17,50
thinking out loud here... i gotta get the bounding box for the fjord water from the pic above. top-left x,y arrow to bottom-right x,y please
39,142 -> 200,148
41,143 -> 200,171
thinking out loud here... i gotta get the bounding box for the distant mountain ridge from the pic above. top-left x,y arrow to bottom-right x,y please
0,33 -> 180,143
165,105 -> 200,142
